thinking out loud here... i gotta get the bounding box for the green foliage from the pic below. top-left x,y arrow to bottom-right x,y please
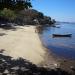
0,8 -> 16,21
0,0 -> 32,10
15,0 -> 32,10
0,0 -> 55,25
0,0 -> 13,10
37,12 -> 44,19
15,1 -> 25,10
13,9 -> 56,25
24,1 -> 32,9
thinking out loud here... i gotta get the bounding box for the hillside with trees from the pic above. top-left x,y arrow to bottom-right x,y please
0,0 -> 56,26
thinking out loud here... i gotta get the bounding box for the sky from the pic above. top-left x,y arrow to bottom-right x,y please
31,0 -> 75,22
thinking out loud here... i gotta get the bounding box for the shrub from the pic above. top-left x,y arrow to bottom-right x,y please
0,8 -> 16,22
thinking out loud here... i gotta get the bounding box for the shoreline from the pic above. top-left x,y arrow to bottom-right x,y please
40,37 -> 75,72
37,34 -> 59,68
36,26 -> 75,72
0,25 -> 58,67
0,25 -> 75,72
0,25 -> 44,64
34,26 -> 59,67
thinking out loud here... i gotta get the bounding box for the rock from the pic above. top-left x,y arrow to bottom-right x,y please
3,69 -> 9,74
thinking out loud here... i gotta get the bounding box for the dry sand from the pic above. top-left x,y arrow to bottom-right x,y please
0,25 -> 58,66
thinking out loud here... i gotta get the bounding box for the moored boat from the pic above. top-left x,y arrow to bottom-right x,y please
52,34 -> 72,37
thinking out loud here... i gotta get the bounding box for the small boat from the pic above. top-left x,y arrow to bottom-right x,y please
53,34 -> 72,37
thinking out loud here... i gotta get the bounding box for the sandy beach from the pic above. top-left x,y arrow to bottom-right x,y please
0,25 -> 58,66
0,25 -> 75,73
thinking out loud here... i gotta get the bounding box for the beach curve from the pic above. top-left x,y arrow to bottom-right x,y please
0,25 -> 58,66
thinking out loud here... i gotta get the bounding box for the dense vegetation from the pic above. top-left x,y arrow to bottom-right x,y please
0,0 -> 56,26
0,0 -> 32,10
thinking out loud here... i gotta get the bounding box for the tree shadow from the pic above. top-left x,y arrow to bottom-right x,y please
0,33 -> 7,36
0,23 -> 17,31
0,49 -> 73,75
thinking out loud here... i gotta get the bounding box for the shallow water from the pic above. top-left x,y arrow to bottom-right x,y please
40,23 -> 75,59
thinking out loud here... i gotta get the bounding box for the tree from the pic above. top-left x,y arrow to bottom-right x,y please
0,0 -> 32,10
38,12 -> 44,19
15,0 -> 32,10
0,0 -> 13,9
24,0 -> 32,9
15,0 -> 25,10
0,8 -> 16,22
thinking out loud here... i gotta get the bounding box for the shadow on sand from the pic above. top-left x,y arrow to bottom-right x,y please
0,33 -> 6,36
0,49 -> 73,75
0,23 -> 17,31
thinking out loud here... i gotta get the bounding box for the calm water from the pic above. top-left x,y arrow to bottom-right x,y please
40,23 -> 75,59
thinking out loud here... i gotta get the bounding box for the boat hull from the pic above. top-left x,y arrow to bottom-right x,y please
53,34 -> 72,37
